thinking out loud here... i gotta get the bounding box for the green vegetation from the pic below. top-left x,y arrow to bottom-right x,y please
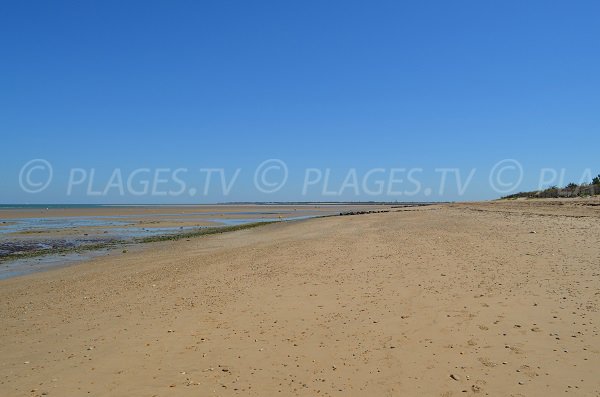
502,174 -> 600,199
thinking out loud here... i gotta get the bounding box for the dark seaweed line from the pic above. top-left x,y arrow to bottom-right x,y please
135,221 -> 276,243
0,241 -> 121,263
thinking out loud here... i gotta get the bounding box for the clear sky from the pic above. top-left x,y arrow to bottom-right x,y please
1,1 -> 599,203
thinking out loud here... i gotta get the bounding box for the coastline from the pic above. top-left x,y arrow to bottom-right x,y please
1,201 -> 599,396
0,221 -> 276,264
0,204 -> 398,219
0,205 -> 393,274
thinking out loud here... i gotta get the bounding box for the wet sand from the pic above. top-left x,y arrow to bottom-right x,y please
0,200 -> 599,396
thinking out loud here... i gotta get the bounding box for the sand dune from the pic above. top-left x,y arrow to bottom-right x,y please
1,200 -> 599,396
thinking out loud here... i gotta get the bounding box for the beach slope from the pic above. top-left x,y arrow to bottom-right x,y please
1,200 -> 599,396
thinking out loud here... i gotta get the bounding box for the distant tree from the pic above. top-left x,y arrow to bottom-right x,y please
593,174 -> 600,185
566,182 -> 578,189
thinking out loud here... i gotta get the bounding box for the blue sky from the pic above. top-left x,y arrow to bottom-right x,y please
1,1 -> 599,203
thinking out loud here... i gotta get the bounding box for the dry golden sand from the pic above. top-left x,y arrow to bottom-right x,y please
0,200 -> 599,396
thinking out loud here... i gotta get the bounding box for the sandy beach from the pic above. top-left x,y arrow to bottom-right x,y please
0,200 -> 599,396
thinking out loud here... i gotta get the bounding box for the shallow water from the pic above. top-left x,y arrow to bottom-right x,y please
0,211 -> 315,234
0,250 -> 111,279
0,217 -> 132,234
